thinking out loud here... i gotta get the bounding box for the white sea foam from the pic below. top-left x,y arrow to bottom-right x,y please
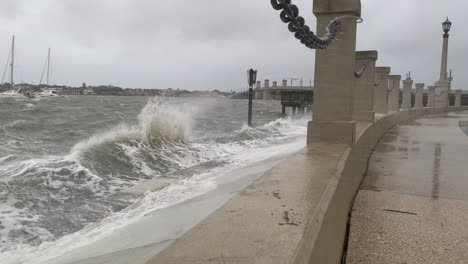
0,172 -> 218,264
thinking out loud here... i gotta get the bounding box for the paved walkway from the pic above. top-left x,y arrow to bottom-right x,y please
347,111 -> 468,264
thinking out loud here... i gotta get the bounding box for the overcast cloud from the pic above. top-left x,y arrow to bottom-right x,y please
0,0 -> 466,91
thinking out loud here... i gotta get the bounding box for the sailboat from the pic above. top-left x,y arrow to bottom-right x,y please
0,36 -> 28,98
38,48 -> 62,97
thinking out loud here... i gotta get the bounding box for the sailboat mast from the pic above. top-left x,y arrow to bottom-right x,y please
10,36 -> 14,85
47,48 -> 50,87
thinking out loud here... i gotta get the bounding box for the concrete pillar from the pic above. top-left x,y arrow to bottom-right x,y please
282,80 -> 288,88
434,82 -> 450,108
455,89 -> 462,107
374,67 -> 390,115
353,50 -> 377,122
427,86 -> 435,108
308,0 -> 360,145
264,80 -> 270,89
401,78 -> 413,110
272,81 -> 278,89
388,75 -> 401,112
414,83 -> 424,109
254,82 -> 263,100
255,82 -> 262,100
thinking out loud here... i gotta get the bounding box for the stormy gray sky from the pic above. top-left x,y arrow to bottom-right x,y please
0,0 -> 466,91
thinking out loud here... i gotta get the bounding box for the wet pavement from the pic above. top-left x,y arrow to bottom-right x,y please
347,111 -> 468,264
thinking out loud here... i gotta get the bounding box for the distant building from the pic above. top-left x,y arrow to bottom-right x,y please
83,88 -> 95,95
62,87 -> 82,95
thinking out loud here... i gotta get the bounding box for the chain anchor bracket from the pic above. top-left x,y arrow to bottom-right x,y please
354,62 -> 368,78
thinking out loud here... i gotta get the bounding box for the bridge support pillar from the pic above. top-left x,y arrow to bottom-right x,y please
455,89 -> 462,107
353,51 -> 377,122
388,75 -> 401,112
255,81 -> 263,100
374,67 -> 390,115
308,0 -> 361,145
401,77 -> 413,110
414,83 -> 424,109
428,86 -> 436,108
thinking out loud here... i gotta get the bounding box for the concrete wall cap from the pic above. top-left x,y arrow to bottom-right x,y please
356,50 -> 378,60
375,67 -> 391,73
402,79 -> 413,83
415,83 -> 425,88
388,75 -> 401,80
313,0 -> 361,16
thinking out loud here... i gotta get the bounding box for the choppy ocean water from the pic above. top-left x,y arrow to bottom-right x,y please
0,96 -> 308,263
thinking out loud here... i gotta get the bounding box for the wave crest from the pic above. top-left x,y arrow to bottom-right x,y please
71,97 -> 192,158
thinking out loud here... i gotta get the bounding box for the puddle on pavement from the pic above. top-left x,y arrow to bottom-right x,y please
459,121 -> 468,136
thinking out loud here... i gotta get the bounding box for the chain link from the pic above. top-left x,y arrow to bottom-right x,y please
271,0 -> 343,49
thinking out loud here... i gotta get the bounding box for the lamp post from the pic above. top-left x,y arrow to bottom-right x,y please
440,17 -> 452,81
247,69 -> 257,127
434,17 -> 453,108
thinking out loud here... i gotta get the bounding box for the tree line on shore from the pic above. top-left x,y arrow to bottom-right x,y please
0,82 -> 233,97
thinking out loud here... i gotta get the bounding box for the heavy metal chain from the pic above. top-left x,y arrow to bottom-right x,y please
270,0 -> 343,49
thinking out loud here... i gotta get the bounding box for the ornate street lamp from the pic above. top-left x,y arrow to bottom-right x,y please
247,69 -> 257,127
442,17 -> 452,38
439,17 -> 452,81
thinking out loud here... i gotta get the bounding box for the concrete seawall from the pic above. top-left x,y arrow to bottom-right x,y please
147,106 -> 468,264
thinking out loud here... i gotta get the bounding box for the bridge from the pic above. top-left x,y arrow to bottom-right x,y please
230,79 -> 313,100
